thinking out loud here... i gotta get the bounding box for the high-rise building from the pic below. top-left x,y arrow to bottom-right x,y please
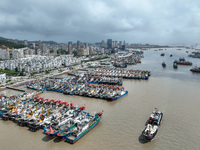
89,46 -> 93,55
107,39 -> 112,49
84,42 -> 88,47
112,41 -> 115,48
119,41 -> 122,49
38,40 -> 42,50
32,43 -> 35,49
68,41 -> 73,54
114,41 -> 118,48
24,40 -> 28,47
100,40 -> 106,48
77,48 -> 84,56
42,44 -> 48,55
77,40 -> 80,48
121,41 -> 126,50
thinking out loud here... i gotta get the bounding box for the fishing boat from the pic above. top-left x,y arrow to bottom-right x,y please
66,112 -> 103,144
173,62 -> 178,69
190,66 -> 200,73
113,62 -> 127,68
0,93 -> 103,143
162,62 -> 166,68
142,108 -> 163,141
174,58 -> 192,66
44,104 -> 84,135
160,53 -> 165,56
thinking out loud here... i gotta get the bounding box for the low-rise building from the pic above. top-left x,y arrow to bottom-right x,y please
0,73 -> 6,81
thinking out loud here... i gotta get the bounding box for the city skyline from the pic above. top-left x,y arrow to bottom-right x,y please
1,0 -> 200,45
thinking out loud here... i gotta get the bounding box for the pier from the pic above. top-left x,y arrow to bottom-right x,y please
6,86 -> 26,92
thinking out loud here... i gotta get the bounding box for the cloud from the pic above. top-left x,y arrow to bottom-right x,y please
0,0 -> 200,45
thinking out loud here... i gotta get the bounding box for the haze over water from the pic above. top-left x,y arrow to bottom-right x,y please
0,48 -> 200,150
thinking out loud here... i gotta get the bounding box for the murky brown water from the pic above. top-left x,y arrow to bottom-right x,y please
1,48 -> 200,150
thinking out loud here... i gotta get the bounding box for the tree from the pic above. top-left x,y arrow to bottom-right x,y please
15,67 -> 18,72
50,49 -> 54,53
73,51 -> 77,56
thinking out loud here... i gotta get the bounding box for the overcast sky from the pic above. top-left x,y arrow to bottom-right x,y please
0,0 -> 200,45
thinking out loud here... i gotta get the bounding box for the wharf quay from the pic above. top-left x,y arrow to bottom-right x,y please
5,86 -> 43,95
0,79 -> 36,92
6,86 -> 26,92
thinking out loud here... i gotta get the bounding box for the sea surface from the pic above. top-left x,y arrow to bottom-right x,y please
0,48 -> 200,150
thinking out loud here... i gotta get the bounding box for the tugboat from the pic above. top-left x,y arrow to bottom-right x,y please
142,108 -> 163,141
162,62 -> 166,68
160,53 -> 165,56
190,66 -> 200,73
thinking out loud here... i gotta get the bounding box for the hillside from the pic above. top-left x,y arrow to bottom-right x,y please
0,39 -> 25,49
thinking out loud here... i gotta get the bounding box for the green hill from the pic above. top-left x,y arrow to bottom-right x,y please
0,39 -> 25,49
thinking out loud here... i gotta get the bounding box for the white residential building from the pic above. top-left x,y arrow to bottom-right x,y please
0,73 -> 6,81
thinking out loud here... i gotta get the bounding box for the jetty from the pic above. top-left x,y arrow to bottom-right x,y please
6,86 -> 26,92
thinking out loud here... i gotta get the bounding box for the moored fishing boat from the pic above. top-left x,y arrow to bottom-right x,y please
44,106 -> 85,136
0,92 -> 104,143
66,112 -> 103,144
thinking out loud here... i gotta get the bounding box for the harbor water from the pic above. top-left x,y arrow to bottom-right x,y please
0,48 -> 200,150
